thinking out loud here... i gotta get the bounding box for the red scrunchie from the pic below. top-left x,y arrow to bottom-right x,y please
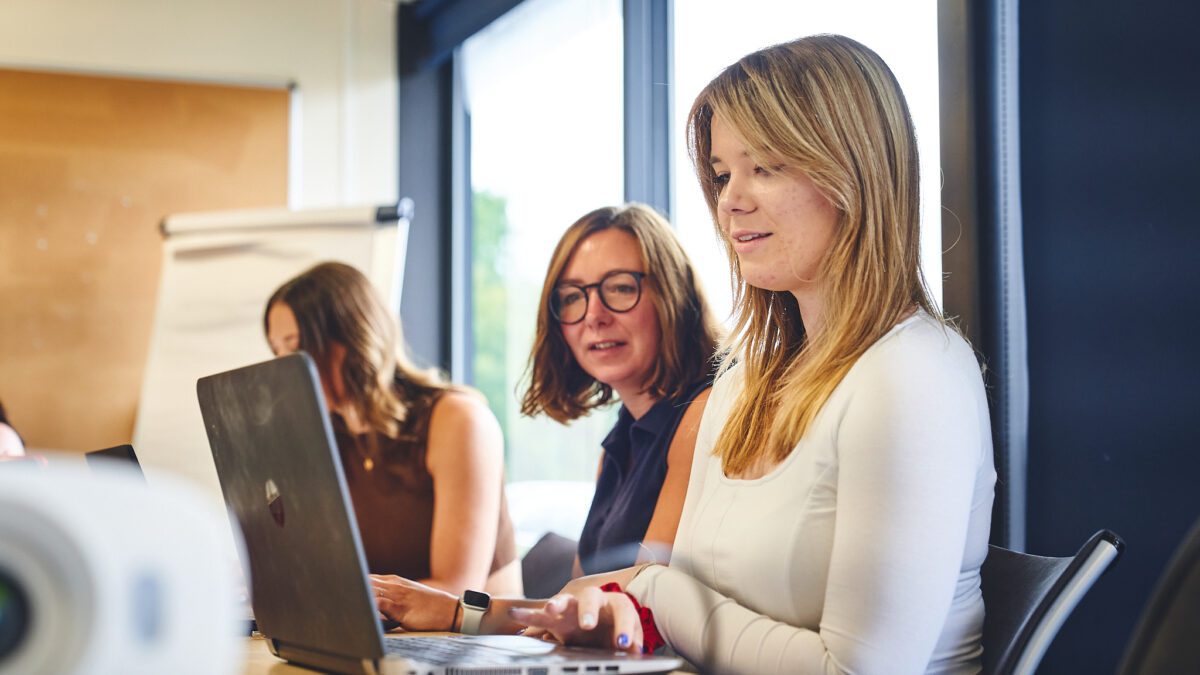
600,582 -> 665,654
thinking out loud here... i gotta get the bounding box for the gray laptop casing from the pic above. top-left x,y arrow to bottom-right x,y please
199,353 -> 386,671
198,353 -> 680,675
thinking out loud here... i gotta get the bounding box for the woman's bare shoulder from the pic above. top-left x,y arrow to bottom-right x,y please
425,388 -> 502,467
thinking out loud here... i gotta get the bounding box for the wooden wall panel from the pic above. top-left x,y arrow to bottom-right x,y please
0,68 -> 288,452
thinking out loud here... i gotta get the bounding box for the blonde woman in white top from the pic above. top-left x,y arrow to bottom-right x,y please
509,34 -> 997,674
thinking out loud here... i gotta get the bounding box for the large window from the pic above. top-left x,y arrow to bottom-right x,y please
463,0 -> 624,485
672,1 -> 943,324
459,0 -> 942,496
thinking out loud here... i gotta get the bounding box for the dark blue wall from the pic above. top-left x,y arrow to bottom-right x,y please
1020,2 -> 1200,672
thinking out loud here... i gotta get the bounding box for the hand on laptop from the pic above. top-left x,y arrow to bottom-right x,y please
370,574 -> 459,632
508,586 -> 643,653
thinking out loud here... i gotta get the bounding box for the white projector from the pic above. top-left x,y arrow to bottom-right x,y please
0,464 -> 243,674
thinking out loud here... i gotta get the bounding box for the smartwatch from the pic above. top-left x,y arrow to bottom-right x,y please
458,590 -> 490,635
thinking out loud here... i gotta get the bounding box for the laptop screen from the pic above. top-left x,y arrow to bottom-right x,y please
197,352 -> 384,661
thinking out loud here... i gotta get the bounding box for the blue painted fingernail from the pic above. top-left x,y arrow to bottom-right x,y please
617,633 -> 630,648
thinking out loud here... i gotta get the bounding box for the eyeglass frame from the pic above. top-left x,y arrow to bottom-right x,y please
549,270 -> 649,325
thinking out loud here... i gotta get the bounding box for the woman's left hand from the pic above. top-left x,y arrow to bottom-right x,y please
508,586 -> 643,653
369,574 -> 459,632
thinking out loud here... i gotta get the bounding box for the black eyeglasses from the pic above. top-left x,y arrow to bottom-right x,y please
550,271 -> 647,325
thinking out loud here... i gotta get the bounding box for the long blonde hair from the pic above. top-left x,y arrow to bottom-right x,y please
688,35 -> 939,475
264,262 -> 449,439
521,204 -> 722,422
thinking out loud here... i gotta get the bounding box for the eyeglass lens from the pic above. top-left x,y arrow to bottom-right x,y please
551,272 -> 642,324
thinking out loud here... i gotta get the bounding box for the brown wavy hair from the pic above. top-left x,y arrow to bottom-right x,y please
521,203 -> 722,423
688,35 -> 940,475
264,262 -> 449,439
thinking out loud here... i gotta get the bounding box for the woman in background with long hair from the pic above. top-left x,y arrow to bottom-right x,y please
265,262 -> 521,597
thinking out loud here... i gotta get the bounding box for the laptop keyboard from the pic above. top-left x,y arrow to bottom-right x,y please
382,635 -> 638,673
383,636 -> 523,666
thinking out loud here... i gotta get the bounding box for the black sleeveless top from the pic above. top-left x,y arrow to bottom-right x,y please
576,379 -> 711,574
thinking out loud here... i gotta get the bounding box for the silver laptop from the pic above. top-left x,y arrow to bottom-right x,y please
197,353 -> 681,675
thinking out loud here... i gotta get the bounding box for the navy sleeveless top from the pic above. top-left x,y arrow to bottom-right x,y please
577,379 -> 712,575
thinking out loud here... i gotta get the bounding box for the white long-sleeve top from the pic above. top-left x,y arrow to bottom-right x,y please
627,313 -> 996,675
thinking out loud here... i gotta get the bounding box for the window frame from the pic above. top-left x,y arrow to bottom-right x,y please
397,5 -> 1017,543
397,0 -> 673,381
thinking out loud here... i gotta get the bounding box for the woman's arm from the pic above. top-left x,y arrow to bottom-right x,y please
420,390 -> 506,593
812,346 -> 983,674
637,388 -> 710,563
394,564 -> 644,633
372,574 -> 546,634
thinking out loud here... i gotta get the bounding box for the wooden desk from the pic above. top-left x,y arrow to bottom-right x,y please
242,635 -> 691,674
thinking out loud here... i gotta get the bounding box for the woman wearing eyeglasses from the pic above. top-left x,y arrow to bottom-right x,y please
521,203 -> 723,576
367,204 -> 723,631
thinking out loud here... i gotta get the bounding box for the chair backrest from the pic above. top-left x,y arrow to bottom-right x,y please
521,532 -> 577,599
1117,518 -> 1200,675
981,529 -> 1124,675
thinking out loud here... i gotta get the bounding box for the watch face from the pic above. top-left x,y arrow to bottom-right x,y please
462,589 -> 490,608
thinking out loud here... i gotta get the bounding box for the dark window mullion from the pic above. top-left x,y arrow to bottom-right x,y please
450,50 -> 472,383
623,0 -> 674,220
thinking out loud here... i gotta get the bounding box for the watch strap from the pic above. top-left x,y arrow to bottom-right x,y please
459,590 -> 489,635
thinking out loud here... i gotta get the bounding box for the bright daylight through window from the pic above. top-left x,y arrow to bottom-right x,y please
465,0 -> 941,546
464,0 -> 623,503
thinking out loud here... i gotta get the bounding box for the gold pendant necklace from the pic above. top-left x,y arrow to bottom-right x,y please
363,456 -> 375,472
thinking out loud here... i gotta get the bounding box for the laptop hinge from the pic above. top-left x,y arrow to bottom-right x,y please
272,638 -> 381,675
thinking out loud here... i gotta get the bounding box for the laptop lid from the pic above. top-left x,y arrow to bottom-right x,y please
199,353 -> 682,675
197,352 -> 385,665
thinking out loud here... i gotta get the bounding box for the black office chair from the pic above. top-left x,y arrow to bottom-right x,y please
1117,518 -> 1200,675
981,529 -> 1124,675
521,532 -> 577,599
